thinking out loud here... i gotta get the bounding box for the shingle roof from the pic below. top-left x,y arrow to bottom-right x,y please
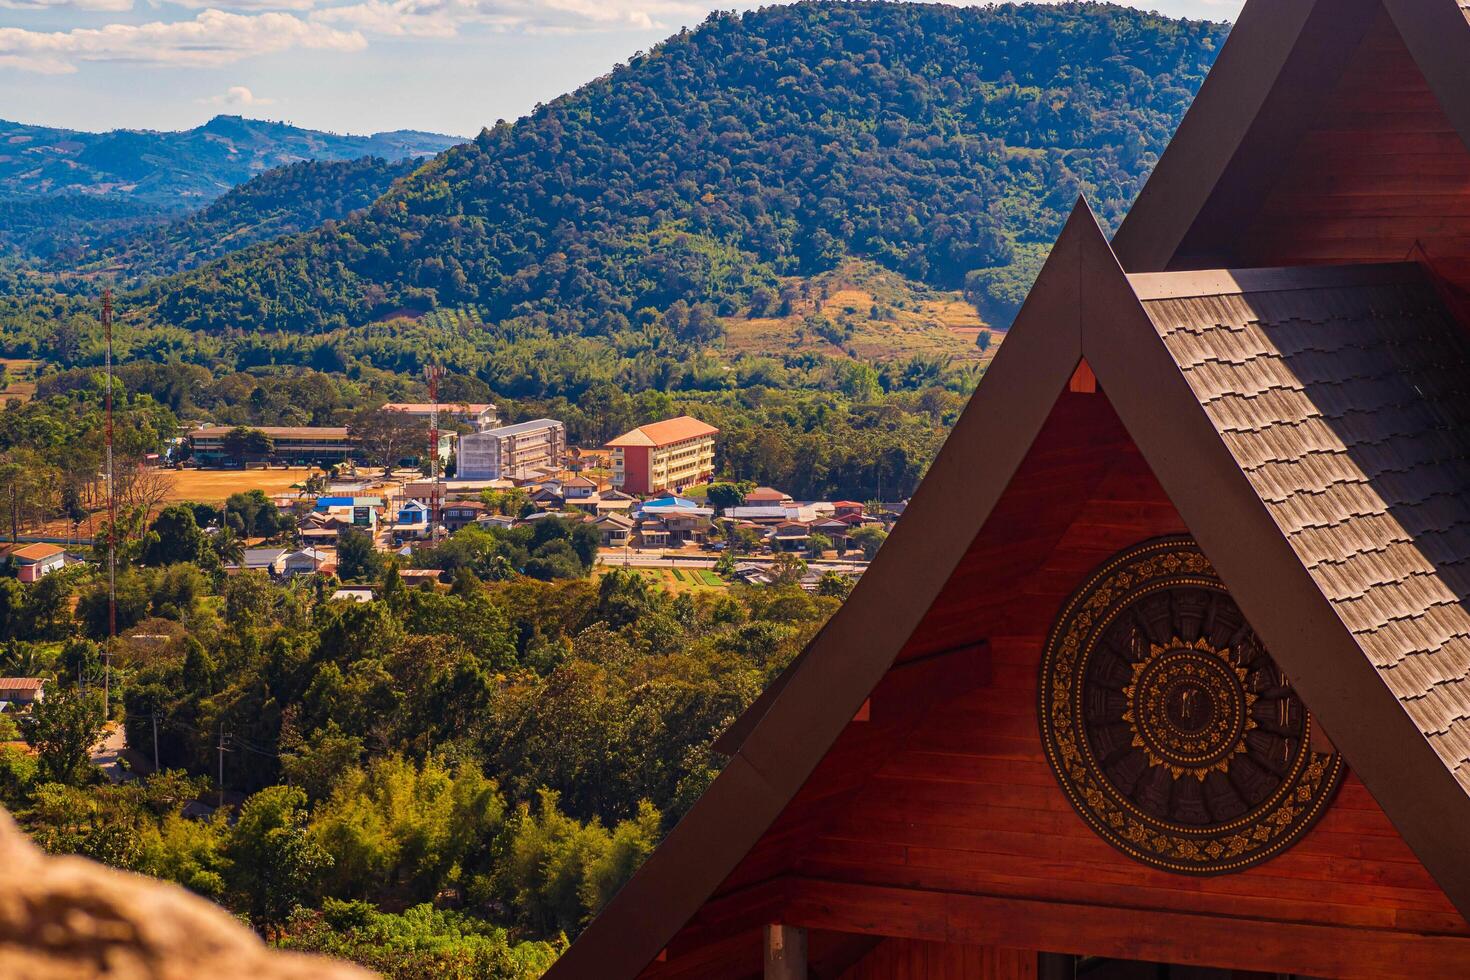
1134,264 -> 1470,789
606,415 -> 718,448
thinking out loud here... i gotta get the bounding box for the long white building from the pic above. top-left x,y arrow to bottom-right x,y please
457,418 -> 565,480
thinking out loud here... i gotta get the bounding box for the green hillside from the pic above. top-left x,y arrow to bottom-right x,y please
145,2 -> 1228,335
86,156 -> 423,282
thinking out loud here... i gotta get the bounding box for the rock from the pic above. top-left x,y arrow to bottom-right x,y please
0,807 -> 371,980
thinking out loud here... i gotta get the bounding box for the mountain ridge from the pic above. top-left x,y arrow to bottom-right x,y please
140,1 -> 1230,335
0,114 -> 462,207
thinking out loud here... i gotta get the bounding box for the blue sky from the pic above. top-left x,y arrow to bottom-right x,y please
0,0 -> 1244,138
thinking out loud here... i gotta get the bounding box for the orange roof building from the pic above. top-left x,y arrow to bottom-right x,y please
607,416 -> 719,496
3,543 -> 65,583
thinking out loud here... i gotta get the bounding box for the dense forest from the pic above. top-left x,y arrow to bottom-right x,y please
143,2 -> 1227,333
84,157 -> 425,282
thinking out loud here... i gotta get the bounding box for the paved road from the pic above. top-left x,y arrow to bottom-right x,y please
92,723 -> 132,784
597,552 -> 868,574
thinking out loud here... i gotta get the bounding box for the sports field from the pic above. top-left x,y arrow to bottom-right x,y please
163,467 -> 323,503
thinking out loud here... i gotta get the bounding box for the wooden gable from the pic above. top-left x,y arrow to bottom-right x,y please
549,206 -> 1470,979
1115,0 -> 1470,289
639,387 -> 1470,980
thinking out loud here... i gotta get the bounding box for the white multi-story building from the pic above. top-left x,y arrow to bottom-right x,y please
457,419 -> 566,480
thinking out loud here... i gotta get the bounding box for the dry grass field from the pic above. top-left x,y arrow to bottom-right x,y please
0,358 -> 40,403
721,260 -> 1002,365
162,467 -> 322,503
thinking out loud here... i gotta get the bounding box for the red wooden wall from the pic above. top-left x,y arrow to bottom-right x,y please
642,388 -> 1470,980
838,940 -> 1036,980
1219,8 -> 1470,293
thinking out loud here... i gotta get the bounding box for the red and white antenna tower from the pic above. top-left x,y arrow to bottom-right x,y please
424,363 -> 444,528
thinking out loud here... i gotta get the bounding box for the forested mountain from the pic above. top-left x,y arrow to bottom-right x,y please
0,115 -> 460,206
85,157 -> 423,281
145,2 -> 1228,334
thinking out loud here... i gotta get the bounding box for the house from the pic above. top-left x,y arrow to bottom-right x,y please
595,512 -> 635,548
392,500 -> 431,541
549,4 -> 1470,978
770,521 -> 810,552
529,486 -> 565,510
832,500 -> 864,519
607,416 -> 719,495
634,518 -> 670,549
0,678 -> 44,706
441,500 -> 486,531
239,548 -> 286,576
562,477 -> 598,500
398,569 -> 443,589
743,486 -> 793,506
3,543 -> 65,583
280,548 -> 331,577
810,517 -> 853,552
475,513 -> 517,531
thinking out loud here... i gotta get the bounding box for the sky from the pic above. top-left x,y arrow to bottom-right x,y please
0,0 -> 1245,139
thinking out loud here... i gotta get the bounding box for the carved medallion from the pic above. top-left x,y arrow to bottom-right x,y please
1038,537 -> 1343,874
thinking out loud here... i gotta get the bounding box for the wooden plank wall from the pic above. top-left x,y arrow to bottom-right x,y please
642,389 -> 1470,978
1226,8 -> 1470,291
838,939 -> 1037,980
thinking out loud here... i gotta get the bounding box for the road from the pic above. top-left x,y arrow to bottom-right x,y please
91,722 -> 132,784
596,551 -> 869,574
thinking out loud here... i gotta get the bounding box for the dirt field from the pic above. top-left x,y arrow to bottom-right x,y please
162,467 -> 323,504
721,260 -> 1000,364
0,358 -> 39,403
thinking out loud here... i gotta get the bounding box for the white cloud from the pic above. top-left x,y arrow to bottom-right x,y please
166,0 -> 317,11
0,9 -> 365,73
199,84 -> 274,105
0,0 -> 132,10
312,0 -> 723,39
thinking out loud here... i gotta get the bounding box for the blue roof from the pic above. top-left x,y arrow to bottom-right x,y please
641,495 -> 698,510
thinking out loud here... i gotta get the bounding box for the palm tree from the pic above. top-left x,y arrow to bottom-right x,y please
0,640 -> 44,677
212,526 -> 246,567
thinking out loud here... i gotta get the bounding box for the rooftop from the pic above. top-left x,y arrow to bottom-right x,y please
380,402 -> 495,413
469,418 -> 564,438
606,415 -> 719,448
5,543 -> 64,562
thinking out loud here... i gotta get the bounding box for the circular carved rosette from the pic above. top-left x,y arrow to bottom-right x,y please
1038,537 -> 1344,874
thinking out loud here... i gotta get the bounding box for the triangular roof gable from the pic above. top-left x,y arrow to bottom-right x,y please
548,204 -> 1470,979
1113,0 -> 1470,272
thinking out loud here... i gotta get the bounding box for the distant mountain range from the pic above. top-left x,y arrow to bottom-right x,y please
139,2 -> 1229,334
0,115 -> 461,206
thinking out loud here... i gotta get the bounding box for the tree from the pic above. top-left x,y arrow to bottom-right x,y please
348,407 -> 425,474
805,532 -> 832,559
768,552 -> 808,586
142,505 -> 205,566
222,427 -> 274,466
228,785 -> 332,928
816,571 -> 853,598
211,526 -> 246,567
21,687 -> 104,785
849,525 -> 888,560
225,490 -> 283,538
336,527 -> 382,583
704,482 -> 750,512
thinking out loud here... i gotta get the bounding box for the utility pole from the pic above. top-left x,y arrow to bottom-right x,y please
424,363 -> 444,532
102,291 -> 116,725
151,710 -> 160,773
216,726 -> 231,809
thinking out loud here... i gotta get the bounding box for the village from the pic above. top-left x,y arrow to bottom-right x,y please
3,402 -> 891,599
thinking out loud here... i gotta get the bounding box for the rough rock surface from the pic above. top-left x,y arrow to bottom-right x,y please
0,808 -> 371,979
